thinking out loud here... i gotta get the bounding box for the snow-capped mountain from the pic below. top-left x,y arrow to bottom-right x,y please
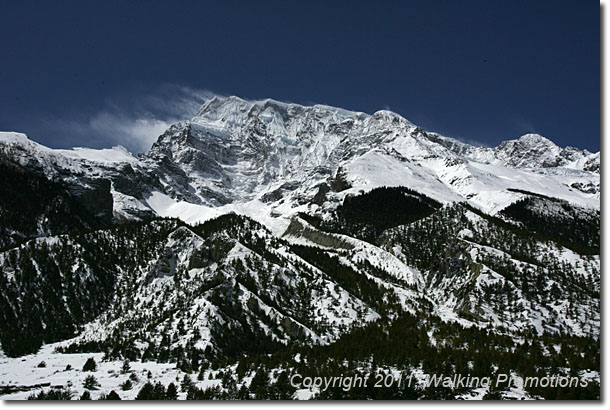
143,96 -> 599,216
0,95 -> 599,236
0,96 -> 600,400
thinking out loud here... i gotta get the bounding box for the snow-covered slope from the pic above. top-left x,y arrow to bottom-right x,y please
140,96 -> 599,222
1,96 -> 599,235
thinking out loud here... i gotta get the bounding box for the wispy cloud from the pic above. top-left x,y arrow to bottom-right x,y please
513,117 -> 537,135
41,84 -> 216,153
409,113 -> 493,148
88,113 -> 173,153
452,135 -> 493,148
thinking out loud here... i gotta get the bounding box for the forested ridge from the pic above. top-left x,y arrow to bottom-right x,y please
1,187 -> 599,400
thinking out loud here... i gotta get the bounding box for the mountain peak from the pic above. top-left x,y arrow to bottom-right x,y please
195,95 -> 252,118
195,95 -> 369,120
372,110 -> 414,126
0,131 -> 30,144
517,133 -> 555,146
496,133 -> 558,151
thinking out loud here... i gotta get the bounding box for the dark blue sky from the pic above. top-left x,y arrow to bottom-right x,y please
0,0 -> 600,152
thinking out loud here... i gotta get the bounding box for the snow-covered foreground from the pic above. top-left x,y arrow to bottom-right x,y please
0,344 -> 213,400
1,343 -> 600,400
